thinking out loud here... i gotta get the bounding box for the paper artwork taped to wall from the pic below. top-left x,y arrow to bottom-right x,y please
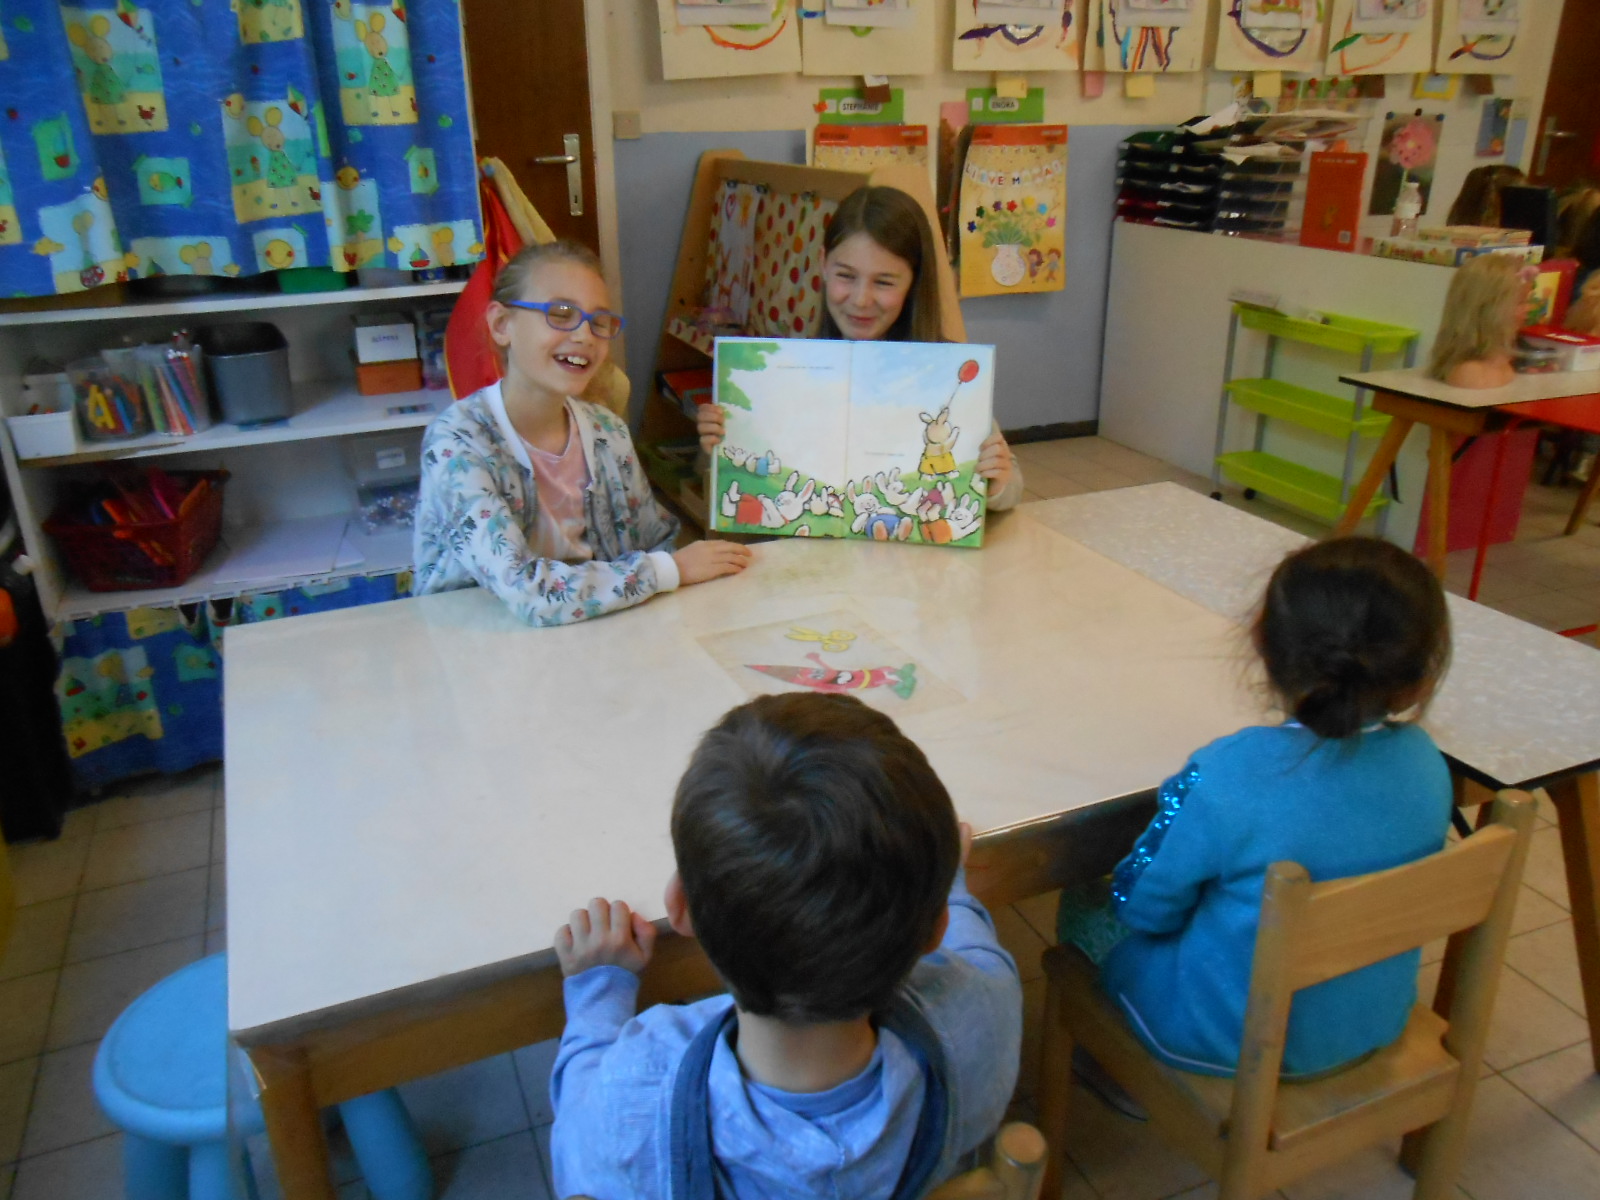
801,1 -> 936,75
710,339 -> 995,548
813,125 -> 930,172
1096,0 -> 1203,72
957,124 -> 1066,296
1434,0 -> 1521,74
1476,97 -> 1512,158
952,0 -> 1085,71
826,0 -> 915,27
1369,111 -> 1443,216
698,609 -> 963,717
1120,0 -> 1194,25
1214,0 -> 1326,71
1239,0 -> 1318,28
1326,0 -> 1431,73
676,0 -> 769,23
656,0 -> 801,79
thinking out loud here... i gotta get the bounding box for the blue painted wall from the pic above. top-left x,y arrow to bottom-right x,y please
612,125 -> 1139,432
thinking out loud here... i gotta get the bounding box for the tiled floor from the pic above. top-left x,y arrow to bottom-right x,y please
2,435 -> 1599,1200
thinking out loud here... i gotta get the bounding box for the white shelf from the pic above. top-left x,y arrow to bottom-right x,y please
56,518 -> 414,621
20,380 -> 445,467
0,280 -> 465,328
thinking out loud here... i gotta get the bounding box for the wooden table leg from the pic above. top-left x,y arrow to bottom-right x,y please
1424,427 -> 1453,578
1566,462 -> 1600,537
1548,771 -> 1600,1073
1335,411 -> 1413,537
250,1045 -> 339,1200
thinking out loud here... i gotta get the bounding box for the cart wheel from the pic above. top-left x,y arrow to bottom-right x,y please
1209,491 -> 1223,501
1243,488 -> 1257,500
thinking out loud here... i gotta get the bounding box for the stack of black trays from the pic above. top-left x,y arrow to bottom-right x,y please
1116,129 -> 1223,232
1214,157 -> 1302,237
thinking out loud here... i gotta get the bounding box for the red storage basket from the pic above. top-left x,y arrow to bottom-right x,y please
45,471 -> 226,592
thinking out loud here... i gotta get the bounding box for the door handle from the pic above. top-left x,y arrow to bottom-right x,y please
531,134 -> 583,217
1536,116 -> 1578,175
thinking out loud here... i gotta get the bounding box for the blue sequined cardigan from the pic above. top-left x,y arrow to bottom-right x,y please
1100,722 -> 1452,1078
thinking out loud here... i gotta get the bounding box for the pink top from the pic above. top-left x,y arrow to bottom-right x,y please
522,403 -> 593,563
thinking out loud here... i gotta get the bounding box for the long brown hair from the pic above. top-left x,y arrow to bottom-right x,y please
1427,254 -> 1527,381
818,186 -> 946,343
1446,165 -> 1525,227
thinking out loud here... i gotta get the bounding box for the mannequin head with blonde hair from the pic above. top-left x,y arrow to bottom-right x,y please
1427,254 -> 1533,388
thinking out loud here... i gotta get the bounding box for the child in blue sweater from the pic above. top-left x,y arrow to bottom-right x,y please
549,693 -> 1022,1198
1062,536 -> 1454,1079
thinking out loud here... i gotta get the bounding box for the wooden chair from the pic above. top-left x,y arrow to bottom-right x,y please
1037,790 -> 1536,1200
564,1120 -> 1045,1200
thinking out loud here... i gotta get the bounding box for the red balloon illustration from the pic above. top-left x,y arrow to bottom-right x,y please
958,359 -> 980,383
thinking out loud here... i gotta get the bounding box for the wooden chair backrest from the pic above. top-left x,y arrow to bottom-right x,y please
1226,791 -> 1535,1159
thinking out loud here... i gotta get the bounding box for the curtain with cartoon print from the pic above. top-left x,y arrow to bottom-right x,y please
0,0 -> 481,298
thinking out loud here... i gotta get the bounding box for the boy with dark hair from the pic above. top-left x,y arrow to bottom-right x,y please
549,692 -> 1023,1199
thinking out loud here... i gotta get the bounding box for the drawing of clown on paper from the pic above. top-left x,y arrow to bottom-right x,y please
710,338 -> 995,547
698,609 -> 964,717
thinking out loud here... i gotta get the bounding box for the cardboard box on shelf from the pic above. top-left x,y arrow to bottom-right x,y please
355,358 -> 424,396
353,313 -> 420,364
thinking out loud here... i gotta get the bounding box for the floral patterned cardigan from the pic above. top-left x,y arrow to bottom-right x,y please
412,384 -> 682,626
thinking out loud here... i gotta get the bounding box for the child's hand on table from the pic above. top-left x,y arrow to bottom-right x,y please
555,898 -> 657,976
674,540 -> 752,586
697,404 -> 725,455
976,432 -> 1015,495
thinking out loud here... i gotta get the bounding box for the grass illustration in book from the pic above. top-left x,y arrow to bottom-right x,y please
711,337 -> 996,547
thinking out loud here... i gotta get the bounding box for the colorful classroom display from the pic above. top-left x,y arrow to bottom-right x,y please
958,124 -> 1067,297
711,338 -> 996,548
0,0 -> 481,297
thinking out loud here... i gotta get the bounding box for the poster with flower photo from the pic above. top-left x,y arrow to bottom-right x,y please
957,124 -> 1067,297
1369,110 -> 1444,215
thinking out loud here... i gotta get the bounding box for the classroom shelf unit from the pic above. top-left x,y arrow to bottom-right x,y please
1210,304 -> 1418,529
0,280 -> 463,623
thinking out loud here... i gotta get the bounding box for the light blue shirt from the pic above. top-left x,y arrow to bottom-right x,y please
550,873 -> 1022,1199
1101,722 -> 1453,1078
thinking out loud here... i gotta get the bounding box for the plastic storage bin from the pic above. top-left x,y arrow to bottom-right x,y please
6,412 -> 78,460
198,323 -> 292,426
45,471 -> 226,592
67,357 -> 150,442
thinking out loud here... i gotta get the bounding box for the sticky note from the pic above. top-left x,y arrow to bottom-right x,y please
1253,71 -> 1282,99
1124,73 -> 1155,99
995,74 -> 1028,100
1081,70 -> 1106,99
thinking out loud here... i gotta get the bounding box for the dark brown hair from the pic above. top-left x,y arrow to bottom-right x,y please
490,239 -> 604,308
818,186 -> 946,343
671,693 -> 960,1023
1446,165 -> 1526,228
1253,538 -> 1451,740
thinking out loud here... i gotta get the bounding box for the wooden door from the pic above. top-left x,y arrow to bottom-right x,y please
459,0 -> 600,248
1529,0 -> 1600,190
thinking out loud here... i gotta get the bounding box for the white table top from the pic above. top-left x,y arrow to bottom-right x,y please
224,484 -> 1600,1040
224,501 -> 1267,1038
1029,484 -> 1600,791
1341,366 -> 1600,410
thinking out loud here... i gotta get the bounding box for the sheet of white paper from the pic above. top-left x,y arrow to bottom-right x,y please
210,516 -> 350,587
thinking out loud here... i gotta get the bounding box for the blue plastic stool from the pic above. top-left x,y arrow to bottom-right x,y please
93,953 -> 433,1200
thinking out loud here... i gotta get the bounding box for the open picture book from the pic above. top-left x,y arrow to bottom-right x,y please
710,338 -> 997,547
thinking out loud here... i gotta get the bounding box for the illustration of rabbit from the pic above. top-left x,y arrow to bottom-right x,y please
67,16 -> 125,107
945,484 -> 983,540
246,108 -> 298,190
847,481 -> 911,541
356,12 -> 401,98
748,449 -> 782,477
917,405 -> 960,479
805,485 -> 843,518
877,468 -> 925,517
723,472 -> 814,530
721,445 -> 749,469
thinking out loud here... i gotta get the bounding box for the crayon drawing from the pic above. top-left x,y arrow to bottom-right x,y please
711,338 -> 996,547
698,609 -> 963,717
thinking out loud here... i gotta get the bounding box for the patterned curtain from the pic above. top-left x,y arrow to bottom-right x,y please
0,0 -> 481,297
